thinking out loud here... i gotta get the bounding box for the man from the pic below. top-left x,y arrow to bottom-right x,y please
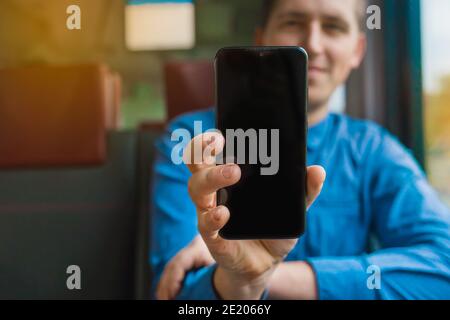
151,0 -> 450,299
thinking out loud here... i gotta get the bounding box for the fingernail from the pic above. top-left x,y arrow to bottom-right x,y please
212,208 -> 221,221
221,164 -> 235,179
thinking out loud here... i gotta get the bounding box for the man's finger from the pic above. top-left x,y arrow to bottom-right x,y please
158,264 -> 187,300
183,132 -> 225,174
198,205 -> 230,245
188,164 -> 241,209
166,264 -> 185,299
156,279 -> 169,300
156,266 -> 169,300
168,281 -> 182,300
306,165 -> 326,209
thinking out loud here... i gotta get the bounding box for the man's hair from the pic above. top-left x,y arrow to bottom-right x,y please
259,0 -> 366,31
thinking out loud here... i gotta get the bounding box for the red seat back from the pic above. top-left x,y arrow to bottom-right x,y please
164,60 -> 215,121
0,64 -> 121,168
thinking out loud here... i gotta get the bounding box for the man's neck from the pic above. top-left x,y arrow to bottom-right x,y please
307,104 -> 329,127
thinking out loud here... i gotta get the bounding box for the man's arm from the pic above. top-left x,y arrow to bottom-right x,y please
268,131 -> 450,300
359,131 -> 450,299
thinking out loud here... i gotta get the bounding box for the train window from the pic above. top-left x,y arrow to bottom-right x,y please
422,0 -> 450,205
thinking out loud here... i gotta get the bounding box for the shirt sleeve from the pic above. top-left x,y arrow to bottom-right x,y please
307,129 -> 450,300
149,120 -> 221,300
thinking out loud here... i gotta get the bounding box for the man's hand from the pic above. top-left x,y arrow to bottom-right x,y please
182,132 -> 325,300
156,237 -> 318,300
156,235 -> 215,300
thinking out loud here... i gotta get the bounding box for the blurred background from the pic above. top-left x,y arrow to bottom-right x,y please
0,0 -> 447,204
0,0 -> 264,127
0,0 -> 448,299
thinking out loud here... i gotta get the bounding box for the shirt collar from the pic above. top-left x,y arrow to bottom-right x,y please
307,114 -> 331,151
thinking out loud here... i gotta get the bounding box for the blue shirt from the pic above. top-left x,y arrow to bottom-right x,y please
150,109 -> 450,300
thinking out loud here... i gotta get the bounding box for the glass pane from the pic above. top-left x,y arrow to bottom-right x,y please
421,0 -> 450,206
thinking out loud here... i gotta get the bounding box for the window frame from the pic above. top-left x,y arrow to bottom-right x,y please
346,0 -> 426,169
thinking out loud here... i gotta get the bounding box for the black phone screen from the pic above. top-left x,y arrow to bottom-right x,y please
215,46 -> 308,239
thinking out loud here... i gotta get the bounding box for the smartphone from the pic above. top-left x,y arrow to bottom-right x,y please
215,46 -> 308,240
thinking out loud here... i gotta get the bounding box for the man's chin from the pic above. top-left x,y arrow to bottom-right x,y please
308,93 -> 332,110
305,77 -> 334,109
307,102 -> 326,114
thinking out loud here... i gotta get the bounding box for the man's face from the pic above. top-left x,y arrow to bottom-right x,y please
256,0 -> 366,110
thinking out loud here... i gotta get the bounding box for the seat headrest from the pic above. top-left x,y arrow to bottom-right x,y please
164,60 -> 214,121
0,64 -> 119,169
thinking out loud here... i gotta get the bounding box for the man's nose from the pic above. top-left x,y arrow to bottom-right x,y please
302,22 -> 325,57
